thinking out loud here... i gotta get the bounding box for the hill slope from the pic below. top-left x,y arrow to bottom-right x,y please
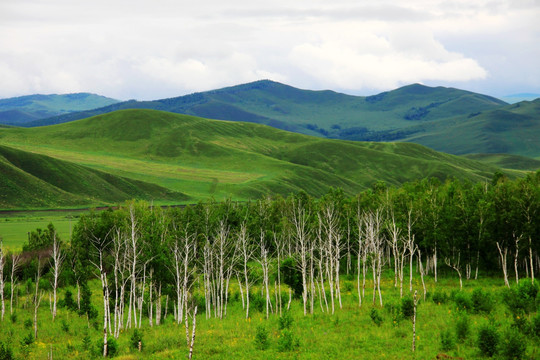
0,93 -> 119,125
402,99 -> 540,158
0,109 -> 506,208
0,144 -> 187,209
27,81 -> 506,137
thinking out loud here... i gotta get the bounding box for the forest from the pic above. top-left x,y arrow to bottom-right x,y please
0,171 -> 539,359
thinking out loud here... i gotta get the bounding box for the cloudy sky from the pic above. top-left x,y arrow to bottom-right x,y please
1,0 -> 539,100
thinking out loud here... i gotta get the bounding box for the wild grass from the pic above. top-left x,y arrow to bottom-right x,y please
0,271 -> 537,359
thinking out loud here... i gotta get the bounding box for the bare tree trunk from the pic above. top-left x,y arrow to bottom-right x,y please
188,306 -> 198,360
50,232 -> 65,322
10,254 -> 20,315
514,233 -> 521,284
496,242 -> 510,288
0,239 -> 5,321
412,290 -> 417,353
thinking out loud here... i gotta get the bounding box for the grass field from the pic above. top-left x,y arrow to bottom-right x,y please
0,270 -> 537,359
0,211 -> 79,250
0,109 -> 508,209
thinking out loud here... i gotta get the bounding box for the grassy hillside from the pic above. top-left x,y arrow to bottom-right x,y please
0,144 -> 187,209
0,109 -> 506,208
27,81 -> 505,137
464,153 -> 540,171
0,93 -> 119,125
403,99 -> 540,158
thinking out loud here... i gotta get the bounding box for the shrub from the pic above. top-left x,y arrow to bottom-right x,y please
130,329 -> 143,351
477,323 -> 499,357
0,342 -> 13,360
532,312 -> 540,337
453,291 -> 472,312
471,288 -> 494,314
281,257 -> 303,298
81,333 -> 92,352
370,308 -> 383,326
61,319 -> 70,333
250,292 -> 265,313
278,311 -> 294,330
503,279 -> 538,315
384,301 -> 402,325
23,319 -> 32,329
21,333 -> 34,347
455,315 -> 470,343
440,329 -> 455,351
63,289 -> 76,311
277,329 -> 299,352
98,337 -> 118,357
499,328 -> 526,360
511,313 -> 529,334
254,324 -> 269,350
432,290 -> 449,304
9,312 -> 16,324
401,297 -> 414,319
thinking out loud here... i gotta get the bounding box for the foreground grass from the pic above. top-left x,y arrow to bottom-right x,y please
0,273 -> 537,359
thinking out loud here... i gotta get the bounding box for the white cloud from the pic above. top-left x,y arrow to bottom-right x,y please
0,0 -> 537,99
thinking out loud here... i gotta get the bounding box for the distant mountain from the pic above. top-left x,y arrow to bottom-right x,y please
501,93 -> 540,104
402,99 -> 540,158
0,93 -> 119,125
0,109 -> 506,209
0,144 -> 187,209
25,81 -> 505,136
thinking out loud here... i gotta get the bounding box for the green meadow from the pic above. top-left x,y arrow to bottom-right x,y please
0,272 -> 537,359
0,109 -> 512,210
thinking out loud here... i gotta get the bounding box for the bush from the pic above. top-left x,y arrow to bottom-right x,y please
499,328 -> 526,360
384,301 -> 402,325
23,319 -> 32,329
471,288 -> 494,314
21,332 -> 34,347
0,342 -> 13,360
511,313 -> 529,334
401,297 -> 414,319
453,291 -> 472,312
477,323 -> 499,357
281,257 -> 303,298
370,308 -> 383,326
130,329 -> 143,351
81,333 -> 92,352
64,289 -> 76,311
432,290 -> 449,304
278,311 -> 294,330
9,312 -> 16,324
440,329 -> 455,351
61,319 -> 70,333
250,293 -> 265,313
98,337 -> 118,357
503,279 -> 538,315
277,329 -> 299,352
254,324 -> 269,350
455,315 -> 470,343
532,312 -> 540,337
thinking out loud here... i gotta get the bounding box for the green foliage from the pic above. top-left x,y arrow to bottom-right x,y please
281,257 -> 303,298
79,282 -> 97,320
81,333 -> 92,352
471,288 -> 494,314
477,323 -> 499,357
278,311 -> 294,330
130,329 -> 144,352
20,332 -> 34,347
23,319 -> 32,329
23,223 -> 58,252
401,297 -> 415,319
370,308 -> 383,326
455,315 -> 470,343
98,337 -> 118,357
453,291 -> 473,312
503,280 -> 539,315
254,324 -> 270,350
61,319 -> 70,333
499,328 -> 526,360
432,290 -> 449,304
277,329 -> 299,352
532,312 -> 540,337
9,312 -> 16,324
0,342 -> 13,360
63,289 -> 76,311
440,329 -> 455,351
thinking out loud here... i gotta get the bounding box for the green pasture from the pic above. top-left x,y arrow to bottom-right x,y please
0,272 -> 537,359
0,212 -> 77,250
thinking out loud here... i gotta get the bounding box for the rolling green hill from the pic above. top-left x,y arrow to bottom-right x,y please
0,93 -> 119,125
402,99 -> 540,158
25,81 -> 506,138
0,109 -> 508,209
0,144 -> 187,209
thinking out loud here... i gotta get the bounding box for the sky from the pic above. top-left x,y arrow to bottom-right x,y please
1,0 -> 539,100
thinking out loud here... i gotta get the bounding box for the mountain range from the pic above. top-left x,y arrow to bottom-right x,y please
6,80 -> 539,160
0,93 -> 119,125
